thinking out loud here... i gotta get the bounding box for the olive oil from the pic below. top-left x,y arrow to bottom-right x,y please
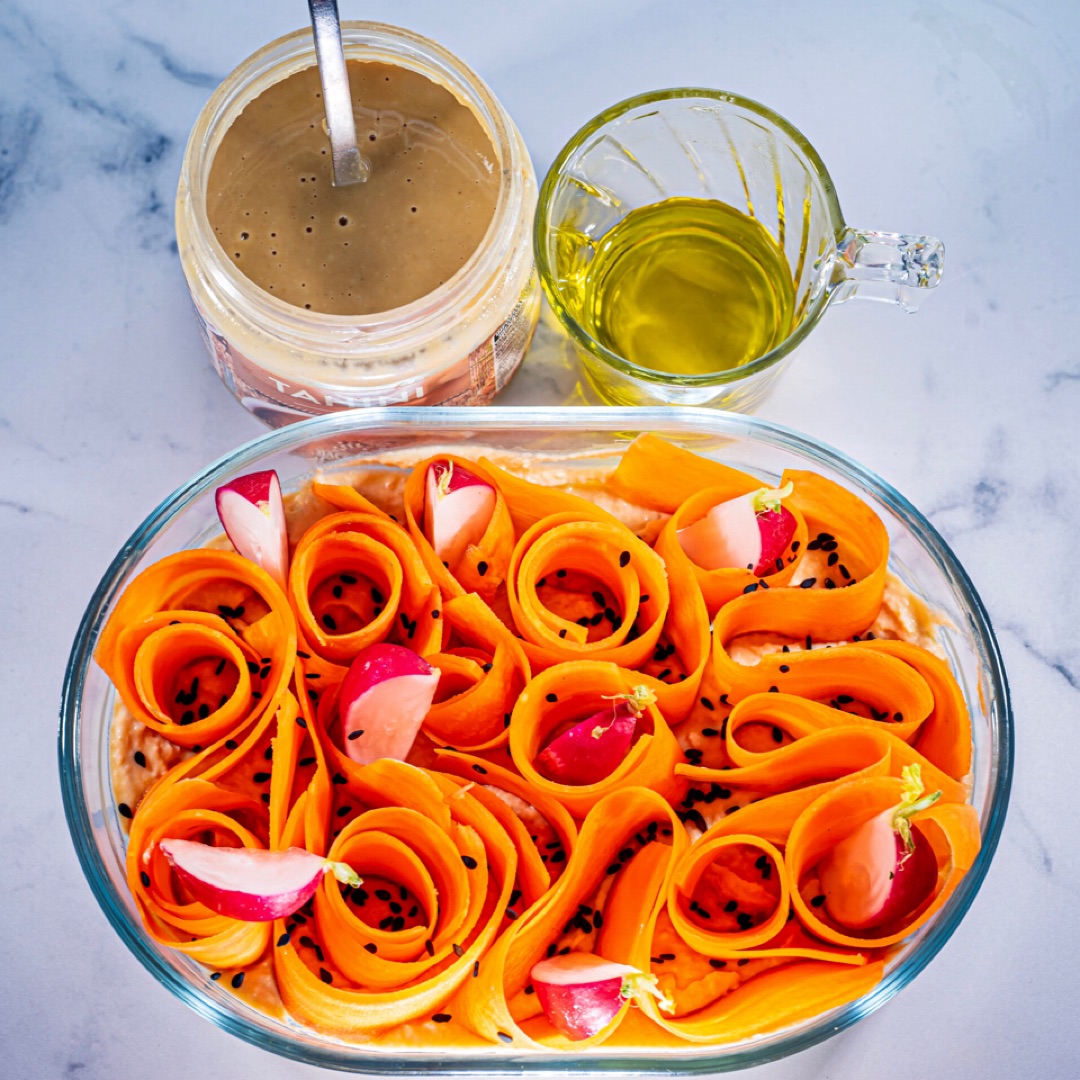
572,198 -> 796,376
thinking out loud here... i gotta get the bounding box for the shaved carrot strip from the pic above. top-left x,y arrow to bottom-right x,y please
422,593 -> 531,752
96,550 -> 296,749
288,511 -> 442,664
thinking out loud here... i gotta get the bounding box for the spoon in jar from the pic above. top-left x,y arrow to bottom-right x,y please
307,0 -> 370,186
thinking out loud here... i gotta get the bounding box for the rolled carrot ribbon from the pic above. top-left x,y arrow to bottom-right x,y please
433,749 -> 579,893
272,760 -> 521,1035
508,661 -> 681,818
422,593 -> 531,753
126,777 -> 271,968
288,511 -> 443,665
96,550 -> 296,750
506,511 -> 669,672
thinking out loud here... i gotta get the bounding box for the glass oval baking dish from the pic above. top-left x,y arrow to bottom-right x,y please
59,407 -> 1011,1073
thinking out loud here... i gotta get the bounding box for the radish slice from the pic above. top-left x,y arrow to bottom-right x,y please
215,469 -> 289,588
535,686 -> 655,786
338,643 -> 439,765
530,951 -> 672,1040
424,461 -> 496,568
677,483 -> 796,575
158,838 -> 360,922
817,764 -> 941,930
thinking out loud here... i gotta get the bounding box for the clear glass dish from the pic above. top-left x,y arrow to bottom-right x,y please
59,407 -> 1011,1073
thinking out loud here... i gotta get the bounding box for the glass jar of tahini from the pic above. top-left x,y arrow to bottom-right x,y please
176,22 -> 539,427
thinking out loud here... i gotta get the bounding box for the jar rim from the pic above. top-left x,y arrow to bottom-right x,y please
179,21 -> 528,355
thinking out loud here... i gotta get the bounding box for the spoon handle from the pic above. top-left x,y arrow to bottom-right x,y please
308,0 -> 369,186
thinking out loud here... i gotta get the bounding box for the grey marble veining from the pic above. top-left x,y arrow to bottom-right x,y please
3,0 -> 1079,1077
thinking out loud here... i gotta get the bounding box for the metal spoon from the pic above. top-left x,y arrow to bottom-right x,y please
307,0 -> 369,186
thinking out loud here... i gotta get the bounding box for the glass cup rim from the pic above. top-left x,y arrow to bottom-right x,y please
59,406 -> 1012,1073
535,87 -> 847,388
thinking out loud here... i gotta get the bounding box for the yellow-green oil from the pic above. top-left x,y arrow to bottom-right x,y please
572,198 -> 796,376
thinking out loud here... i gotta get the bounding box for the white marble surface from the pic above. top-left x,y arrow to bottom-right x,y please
2,0 -> 1077,1076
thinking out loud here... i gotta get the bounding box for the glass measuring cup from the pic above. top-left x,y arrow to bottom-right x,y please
535,88 -> 943,410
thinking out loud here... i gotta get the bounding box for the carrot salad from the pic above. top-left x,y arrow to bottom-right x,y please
97,434 -> 980,1050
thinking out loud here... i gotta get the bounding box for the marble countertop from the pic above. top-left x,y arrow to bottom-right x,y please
3,0 -> 1077,1076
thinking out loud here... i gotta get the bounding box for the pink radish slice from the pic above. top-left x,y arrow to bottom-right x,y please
338,643 -> 439,765
677,483 -> 796,575
535,687 -> 654,786
215,469 -> 289,588
530,952 -> 671,1040
817,764 -> 941,930
158,838 -> 359,922
424,461 -> 496,568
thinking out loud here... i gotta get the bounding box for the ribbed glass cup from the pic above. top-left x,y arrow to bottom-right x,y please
536,91 -> 944,410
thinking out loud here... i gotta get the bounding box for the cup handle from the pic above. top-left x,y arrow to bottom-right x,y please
828,228 -> 944,312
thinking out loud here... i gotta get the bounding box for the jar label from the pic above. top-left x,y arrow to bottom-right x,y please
194,273 -> 539,428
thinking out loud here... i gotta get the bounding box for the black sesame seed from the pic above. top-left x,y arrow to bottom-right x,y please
477,561 -> 489,577
225,739 -> 239,750
606,863 -> 622,875
497,1032 -> 513,1044
473,960 -> 480,978
545,693 -> 558,703
319,967 -> 333,984
724,900 -> 738,913
453,943 -> 464,957
375,889 -> 392,901
505,907 -> 519,921
139,871 -> 150,887
364,943 -> 378,953
322,613 -> 337,630
348,729 -> 364,740
619,551 -> 630,567
296,717 -> 307,728
709,958 -> 727,969
737,958 -> 750,966
432,1013 -> 452,1024
117,803 -> 133,819
700,697 -> 714,711
299,756 -> 316,767
471,763 -> 487,775
461,855 -> 478,869
558,629 -> 567,639
743,583 -> 759,594
779,664 -> 790,673
231,972 -> 245,989
799,578 -> 816,589
253,771 -> 271,783
425,939 -> 435,956
133,750 -> 146,768
811,894 -> 827,907
210,971 -> 222,981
